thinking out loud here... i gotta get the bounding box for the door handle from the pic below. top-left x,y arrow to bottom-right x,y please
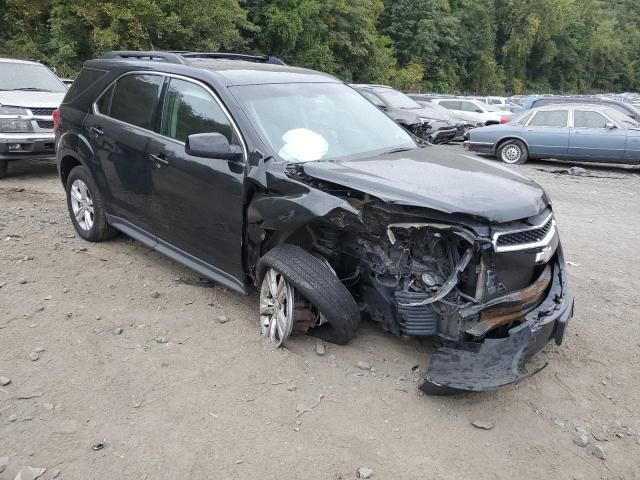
148,153 -> 169,168
90,126 -> 104,137
527,128 -> 535,132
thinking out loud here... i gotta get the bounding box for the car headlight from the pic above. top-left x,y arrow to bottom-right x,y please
0,106 -> 29,116
0,119 -> 34,133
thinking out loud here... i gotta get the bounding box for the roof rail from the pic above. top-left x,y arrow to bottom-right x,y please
99,51 -> 186,64
179,52 -> 286,65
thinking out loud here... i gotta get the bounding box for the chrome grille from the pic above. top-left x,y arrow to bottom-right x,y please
496,217 -> 553,247
30,108 -> 55,116
493,215 -> 556,252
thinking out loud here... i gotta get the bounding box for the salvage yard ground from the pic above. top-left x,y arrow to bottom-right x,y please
1,151 -> 639,479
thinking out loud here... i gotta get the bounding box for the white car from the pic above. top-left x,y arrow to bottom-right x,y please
0,58 -> 67,178
431,98 -> 511,125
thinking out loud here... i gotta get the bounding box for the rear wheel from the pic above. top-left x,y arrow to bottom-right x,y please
0,160 -> 7,179
498,139 -> 528,165
257,244 -> 360,346
65,165 -> 117,242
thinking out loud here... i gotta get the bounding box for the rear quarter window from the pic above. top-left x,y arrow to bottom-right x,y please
63,67 -> 109,103
108,74 -> 163,131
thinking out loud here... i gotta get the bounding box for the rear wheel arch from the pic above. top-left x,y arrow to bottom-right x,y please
496,138 -> 529,164
496,137 -> 529,154
59,155 -> 83,187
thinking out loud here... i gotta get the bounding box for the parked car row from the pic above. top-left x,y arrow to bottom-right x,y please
351,84 -> 464,144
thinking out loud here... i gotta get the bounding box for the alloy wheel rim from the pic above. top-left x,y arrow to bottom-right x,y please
259,268 -> 295,347
70,179 -> 95,231
502,145 -> 522,163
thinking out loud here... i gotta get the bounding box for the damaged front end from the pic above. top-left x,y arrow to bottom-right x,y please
345,205 -> 573,394
248,158 -> 573,394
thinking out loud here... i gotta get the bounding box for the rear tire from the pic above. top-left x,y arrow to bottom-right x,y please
497,139 -> 528,165
0,160 -> 7,179
65,165 -> 117,242
258,244 -> 360,345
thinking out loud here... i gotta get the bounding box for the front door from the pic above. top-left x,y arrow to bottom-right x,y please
86,73 -> 164,234
522,109 -> 569,157
146,77 -> 246,286
569,110 -> 627,161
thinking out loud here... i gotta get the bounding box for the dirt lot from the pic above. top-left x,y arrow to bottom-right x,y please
1,153 -> 639,480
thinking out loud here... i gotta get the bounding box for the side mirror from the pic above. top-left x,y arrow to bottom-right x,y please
475,109 -> 484,113
604,122 -> 616,129
185,132 -> 243,160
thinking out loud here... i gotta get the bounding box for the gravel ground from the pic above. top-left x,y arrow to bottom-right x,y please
1,154 -> 639,480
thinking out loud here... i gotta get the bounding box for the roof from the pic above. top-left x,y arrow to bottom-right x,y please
185,58 -> 338,86
0,57 -> 43,66
532,103 -> 615,111
88,51 -> 340,86
350,84 -> 394,91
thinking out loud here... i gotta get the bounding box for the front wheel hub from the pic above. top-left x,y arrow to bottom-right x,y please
259,268 -> 295,347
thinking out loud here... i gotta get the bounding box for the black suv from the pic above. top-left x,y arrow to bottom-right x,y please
56,51 -> 573,394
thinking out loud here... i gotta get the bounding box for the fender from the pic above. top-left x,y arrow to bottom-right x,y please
495,135 -> 530,155
56,129 -> 94,185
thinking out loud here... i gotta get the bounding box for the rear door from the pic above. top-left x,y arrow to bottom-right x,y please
569,110 -> 627,161
145,76 -> 247,285
522,109 -> 569,158
86,73 -> 164,234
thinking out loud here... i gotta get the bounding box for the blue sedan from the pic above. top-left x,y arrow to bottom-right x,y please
464,104 -> 640,164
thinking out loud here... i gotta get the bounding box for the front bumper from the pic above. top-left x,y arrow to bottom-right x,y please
0,133 -> 56,161
463,140 -> 495,155
421,255 -> 574,394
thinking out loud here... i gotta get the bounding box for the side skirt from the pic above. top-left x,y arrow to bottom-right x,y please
106,214 -> 250,295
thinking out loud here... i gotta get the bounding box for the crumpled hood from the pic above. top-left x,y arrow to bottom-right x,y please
300,146 -> 549,223
0,91 -> 65,109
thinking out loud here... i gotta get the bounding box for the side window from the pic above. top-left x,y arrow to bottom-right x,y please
528,110 -> 568,127
95,84 -> 114,115
361,91 -> 385,108
515,112 -> 534,125
460,101 -> 480,112
161,78 -> 236,144
439,100 -> 460,110
574,111 -> 609,128
109,74 -> 163,130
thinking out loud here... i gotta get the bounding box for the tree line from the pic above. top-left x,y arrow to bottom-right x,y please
1,0 -> 638,94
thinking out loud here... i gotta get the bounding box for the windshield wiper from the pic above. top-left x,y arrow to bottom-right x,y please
380,147 -> 415,155
6,87 -> 54,92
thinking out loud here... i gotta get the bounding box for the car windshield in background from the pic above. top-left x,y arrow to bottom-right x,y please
606,108 -> 640,129
231,83 -> 417,163
376,89 -> 421,110
0,63 -> 67,93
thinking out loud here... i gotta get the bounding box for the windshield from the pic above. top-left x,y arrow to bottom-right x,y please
231,83 -> 417,163
376,89 -> 421,110
0,63 -> 67,93
606,107 -> 640,129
